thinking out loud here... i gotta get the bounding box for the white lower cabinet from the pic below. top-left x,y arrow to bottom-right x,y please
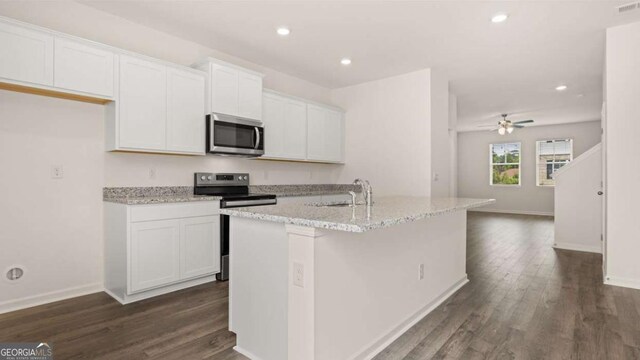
105,202 -> 220,304
130,219 -> 181,293
180,216 -> 220,279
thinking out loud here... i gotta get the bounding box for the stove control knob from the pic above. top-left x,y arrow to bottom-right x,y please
207,176 -> 213,180
243,176 -> 248,180
200,176 -> 206,181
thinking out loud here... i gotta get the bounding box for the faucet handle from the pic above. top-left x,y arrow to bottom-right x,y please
348,191 -> 357,207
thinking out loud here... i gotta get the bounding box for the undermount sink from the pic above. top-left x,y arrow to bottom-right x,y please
307,202 -> 353,207
307,202 -> 367,208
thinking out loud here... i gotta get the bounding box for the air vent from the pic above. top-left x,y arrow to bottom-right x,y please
617,2 -> 639,13
6,267 -> 24,282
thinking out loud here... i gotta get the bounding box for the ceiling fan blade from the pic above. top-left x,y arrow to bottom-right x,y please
487,127 -> 500,132
513,124 -> 526,128
512,119 -> 534,124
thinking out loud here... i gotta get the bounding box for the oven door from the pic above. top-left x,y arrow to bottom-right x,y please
207,114 -> 264,157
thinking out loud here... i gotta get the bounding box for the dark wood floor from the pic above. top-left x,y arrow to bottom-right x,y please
2,212 -> 639,359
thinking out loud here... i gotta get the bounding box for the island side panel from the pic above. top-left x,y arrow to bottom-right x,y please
313,210 -> 468,360
229,217 -> 289,360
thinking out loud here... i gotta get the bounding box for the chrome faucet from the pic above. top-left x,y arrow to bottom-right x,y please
353,178 -> 373,206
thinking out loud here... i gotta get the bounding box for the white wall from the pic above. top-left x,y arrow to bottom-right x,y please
0,91 -> 104,311
429,71 -> 451,197
331,69 -> 450,197
554,144 -> 602,253
457,121 -> 601,216
604,21 -> 640,289
449,93 -> 458,197
0,3 -> 342,311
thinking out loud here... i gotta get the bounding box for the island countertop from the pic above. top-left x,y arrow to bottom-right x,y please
220,196 -> 495,233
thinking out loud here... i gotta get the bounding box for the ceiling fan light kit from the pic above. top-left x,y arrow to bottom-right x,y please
484,113 -> 535,135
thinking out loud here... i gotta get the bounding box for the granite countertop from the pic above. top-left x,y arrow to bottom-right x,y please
220,196 -> 496,233
103,184 -> 359,205
104,195 -> 221,205
250,184 -> 359,198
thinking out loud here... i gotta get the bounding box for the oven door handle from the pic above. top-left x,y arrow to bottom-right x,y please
254,127 -> 261,149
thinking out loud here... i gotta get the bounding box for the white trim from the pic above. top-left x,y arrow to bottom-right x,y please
105,275 -> 216,304
354,276 -> 469,360
469,208 -> 554,217
233,345 -> 265,360
0,283 -> 103,315
604,276 -> 640,290
553,242 -> 601,254
263,88 -> 344,113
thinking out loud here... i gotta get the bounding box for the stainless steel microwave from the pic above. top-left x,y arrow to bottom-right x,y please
206,113 -> 264,157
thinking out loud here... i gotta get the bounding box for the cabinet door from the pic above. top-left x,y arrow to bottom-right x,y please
119,55 -> 167,150
166,68 -> 206,154
263,93 -> 286,157
180,216 -> 220,279
306,104 -> 327,161
238,72 -> 262,120
130,220 -> 180,293
306,104 -> 344,162
325,109 -> 344,162
210,64 -> 239,116
283,98 -> 307,159
54,37 -> 114,97
0,21 -> 53,86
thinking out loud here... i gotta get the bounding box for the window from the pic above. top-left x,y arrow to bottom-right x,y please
490,142 -> 521,186
536,139 -> 573,186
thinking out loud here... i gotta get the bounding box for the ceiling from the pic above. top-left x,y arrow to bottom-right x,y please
80,1 -> 640,131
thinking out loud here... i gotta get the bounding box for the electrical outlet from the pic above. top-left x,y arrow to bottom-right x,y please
51,165 -> 63,179
419,263 -> 424,280
149,168 -> 157,179
293,262 -> 305,288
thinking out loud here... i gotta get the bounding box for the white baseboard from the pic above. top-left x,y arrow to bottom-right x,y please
0,283 -> 103,315
233,345 -> 264,360
469,208 -> 554,217
355,275 -> 470,360
604,276 -> 640,290
553,242 -> 601,254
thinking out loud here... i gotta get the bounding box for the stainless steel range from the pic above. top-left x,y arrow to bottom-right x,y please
194,172 -> 277,281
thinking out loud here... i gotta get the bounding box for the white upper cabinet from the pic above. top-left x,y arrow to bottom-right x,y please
263,92 -> 307,160
238,72 -> 263,120
210,64 -> 239,117
196,58 -> 264,121
113,54 -> 206,155
118,55 -> 167,151
307,104 -> 345,163
53,37 -> 114,97
166,67 -> 206,153
0,21 -> 53,86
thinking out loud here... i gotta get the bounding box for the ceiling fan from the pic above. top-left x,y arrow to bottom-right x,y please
479,114 -> 534,135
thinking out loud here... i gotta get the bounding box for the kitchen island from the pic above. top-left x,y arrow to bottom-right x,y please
220,196 -> 494,360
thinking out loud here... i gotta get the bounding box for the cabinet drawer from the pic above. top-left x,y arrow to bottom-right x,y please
130,202 -> 219,222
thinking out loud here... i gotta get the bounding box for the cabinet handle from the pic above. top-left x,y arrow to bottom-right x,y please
597,191 -> 603,195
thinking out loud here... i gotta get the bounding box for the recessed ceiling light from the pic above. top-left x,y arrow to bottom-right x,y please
555,85 -> 568,91
340,58 -> 352,65
491,13 -> 508,23
276,27 -> 290,36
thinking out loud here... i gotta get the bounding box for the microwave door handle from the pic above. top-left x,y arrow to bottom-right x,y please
254,127 -> 261,149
